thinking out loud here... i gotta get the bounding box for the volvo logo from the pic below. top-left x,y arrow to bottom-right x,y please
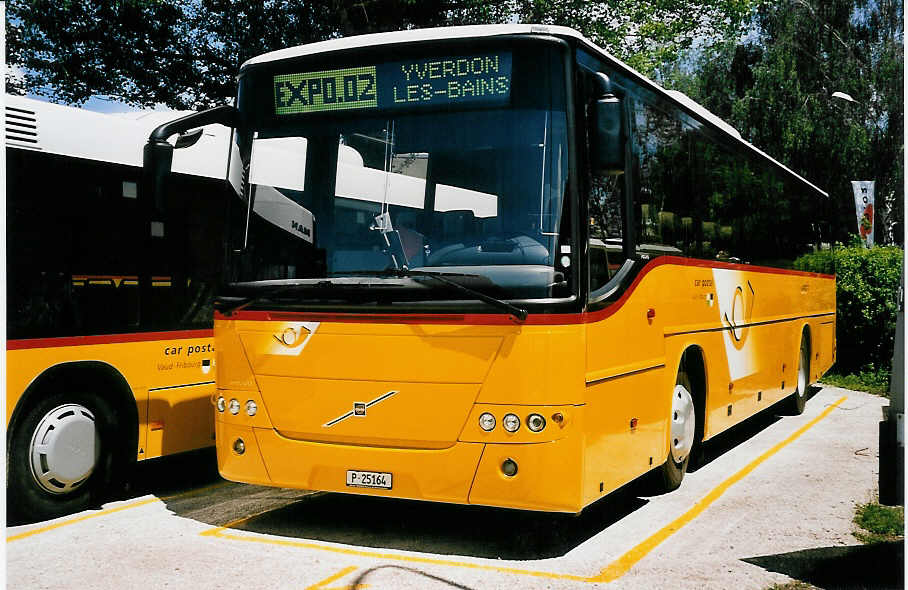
323,390 -> 398,427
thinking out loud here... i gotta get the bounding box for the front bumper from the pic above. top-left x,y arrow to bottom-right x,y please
216,418 -> 585,512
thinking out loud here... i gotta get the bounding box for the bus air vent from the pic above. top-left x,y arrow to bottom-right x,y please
5,106 -> 40,149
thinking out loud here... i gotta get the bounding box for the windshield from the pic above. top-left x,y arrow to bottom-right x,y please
227,41 -> 570,304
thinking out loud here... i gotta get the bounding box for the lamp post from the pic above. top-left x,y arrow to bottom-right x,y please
831,91 -> 858,104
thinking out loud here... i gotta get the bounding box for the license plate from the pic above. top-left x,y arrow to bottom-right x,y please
346,470 -> 392,490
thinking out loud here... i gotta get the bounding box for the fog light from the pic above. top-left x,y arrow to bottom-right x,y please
502,413 -> 520,433
479,412 -> 496,431
526,413 -> 546,432
233,438 -> 245,454
246,400 -> 258,416
216,396 -> 226,412
501,458 -> 518,477
228,398 -> 240,415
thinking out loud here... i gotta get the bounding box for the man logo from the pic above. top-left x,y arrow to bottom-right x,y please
353,402 -> 367,416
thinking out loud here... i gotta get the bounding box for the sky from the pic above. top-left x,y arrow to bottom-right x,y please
7,61 -> 170,114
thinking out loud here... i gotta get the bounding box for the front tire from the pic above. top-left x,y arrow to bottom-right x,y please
8,390 -> 119,522
655,372 -> 697,493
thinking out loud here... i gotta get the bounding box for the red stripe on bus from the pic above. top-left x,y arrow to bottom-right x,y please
215,257 -> 834,327
7,329 -> 214,351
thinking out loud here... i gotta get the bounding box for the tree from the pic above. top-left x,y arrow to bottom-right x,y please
7,0 -> 756,108
665,0 -> 903,246
5,0 -> 509,109
507,0 -> 758,75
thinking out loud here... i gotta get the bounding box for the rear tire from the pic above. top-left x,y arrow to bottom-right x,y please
784,334 -> 811,415
7,390 -> 120,522
654,372 -> 697,493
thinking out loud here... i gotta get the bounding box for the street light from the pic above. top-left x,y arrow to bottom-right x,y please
831,91 -> 858,103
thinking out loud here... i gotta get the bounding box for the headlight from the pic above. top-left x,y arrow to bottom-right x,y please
479,412 -> 496,431
502,413 -> 520,433
526,413 -> 546,432
216,396 -> 226,412
228,398 -> 240,415
246,400 -> 258,416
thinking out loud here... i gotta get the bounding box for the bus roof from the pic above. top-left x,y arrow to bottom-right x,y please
242,24 -> 827,199
5,95 -> 231,180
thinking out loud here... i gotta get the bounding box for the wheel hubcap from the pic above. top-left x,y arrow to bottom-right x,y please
671,384 -> 695,463
29,404 -> 99,494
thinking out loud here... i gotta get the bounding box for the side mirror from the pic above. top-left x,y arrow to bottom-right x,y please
591,73 -> 625,174
142,140 -> 174,213
174,128 -> 204,149
142,105 -> 239,211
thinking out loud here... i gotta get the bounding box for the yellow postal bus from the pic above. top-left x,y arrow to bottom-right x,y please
146,25 -> 836,512
6,97 -> 228,520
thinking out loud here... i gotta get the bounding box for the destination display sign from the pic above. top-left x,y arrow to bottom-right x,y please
273,52 -> 512,115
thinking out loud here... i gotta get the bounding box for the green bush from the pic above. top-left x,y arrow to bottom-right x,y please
793,240 -> 903,378
854,503 -> 904,544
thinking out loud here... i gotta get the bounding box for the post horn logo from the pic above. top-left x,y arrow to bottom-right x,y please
721,280 -> 755,349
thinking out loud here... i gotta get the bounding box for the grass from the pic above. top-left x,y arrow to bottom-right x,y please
819,369 -> 891,396
853,502 -> 904,544
765,582 -> 820,590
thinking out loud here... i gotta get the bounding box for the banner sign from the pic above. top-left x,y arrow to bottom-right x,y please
274,52 -> 513,116
851,180 -> 875,247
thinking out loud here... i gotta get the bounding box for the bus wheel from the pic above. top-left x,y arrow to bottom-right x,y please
785,334 -> 811,415
8,391 -> 117,522
656,373 -> 696,493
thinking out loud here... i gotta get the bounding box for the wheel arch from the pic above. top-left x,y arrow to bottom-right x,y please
8,361 -> 140,456
800,322 -> 813,353
799,322 -> 813,382
677,345 -> 707,441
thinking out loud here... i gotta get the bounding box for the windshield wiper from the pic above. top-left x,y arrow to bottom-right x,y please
216,280 -> 405,316
333,268 -> 528,322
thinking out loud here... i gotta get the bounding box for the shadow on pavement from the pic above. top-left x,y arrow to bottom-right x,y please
127,447 -> 222,498
743,541 -> 904,590
7,447 -> 224,526
156,386 -> 830,560
230,486 -> 647,560
688,385 -> 822,474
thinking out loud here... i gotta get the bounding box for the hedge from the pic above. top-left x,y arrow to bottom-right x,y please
793,241 -> 903,379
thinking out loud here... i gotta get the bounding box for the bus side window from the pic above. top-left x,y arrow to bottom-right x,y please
588,175 -> 624,291
630,100 -> 689,259
583,70 -> 626,293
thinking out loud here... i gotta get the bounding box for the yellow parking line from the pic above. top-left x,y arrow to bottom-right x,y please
200,490 -> 324,536
203,396 -> 847,584
8,480 -> 233,543
209,531 -> 592,583
304,566 -> 357,590
200,505 -> 281,537
7,497 -> 161,542
590,395 -> 847,582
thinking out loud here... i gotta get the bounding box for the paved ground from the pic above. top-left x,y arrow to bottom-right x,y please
6,386 -> 903,590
